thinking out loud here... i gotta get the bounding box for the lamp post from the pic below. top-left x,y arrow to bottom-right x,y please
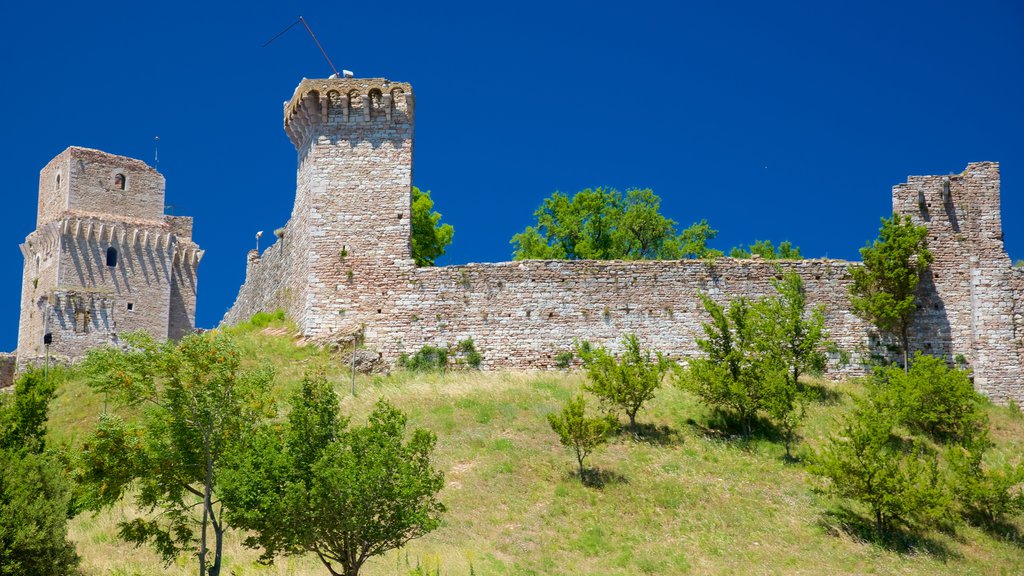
256,230 -> 264,253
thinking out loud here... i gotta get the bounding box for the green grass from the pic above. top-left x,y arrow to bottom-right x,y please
47,324 -> 1024,575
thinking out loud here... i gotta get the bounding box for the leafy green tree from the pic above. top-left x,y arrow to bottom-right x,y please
547,395 -> 618,480
729,240 -> 802,259
868,353 -> 985,442
810,400 -> 951,534
848,214 -> 932,370
0,368 -> 58,452
411,187 -> 454,267
686,294 -> 783,438
222,375 -> 445,576
0,449 -> 80,575
947,429 -> 1024,526
78,332 -> 275,576
0,370 -> 79,575
579,334 -> 670,435
511,187 -> 717,260
757,271 -> 828,391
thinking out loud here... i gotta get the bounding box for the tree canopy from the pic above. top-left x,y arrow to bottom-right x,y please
511,188 -> 720,260
728,240 -> 802,259
411,187 -> 454,267
848,214 -> 932,369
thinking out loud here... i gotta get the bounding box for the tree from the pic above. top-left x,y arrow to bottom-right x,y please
0,368 -> 58,453
547,395 -> 618,480
728,240 -> 802,259
78,331 -> 274,576
868,353 -> 985,442
848,214 -> 932,370
222,375 -> 445,576
756,271 -> 828,392
809,400 -> 951,534
511,187 -> 718,260
686,294 -> 783,438
411,187 -> 454,266
0,370 -> 79,575
579,334 -> 670,435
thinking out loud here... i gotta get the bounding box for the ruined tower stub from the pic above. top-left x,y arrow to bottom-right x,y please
892,162 -> 1022,403
16,147 -> 203,367
281,78 -> 415,336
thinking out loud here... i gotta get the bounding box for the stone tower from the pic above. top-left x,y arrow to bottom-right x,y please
16,147 -> 203,365
892,162 -> 1023,403
225,78 -> 415,337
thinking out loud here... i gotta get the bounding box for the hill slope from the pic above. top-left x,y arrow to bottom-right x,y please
49,323 -> 1024,576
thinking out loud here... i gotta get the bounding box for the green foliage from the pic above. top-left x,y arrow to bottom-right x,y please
947,430 -> 1024,526
810,401 -> 951,534
510,187 -> 718,260
728,240 -> 802,260
868,353 -> 985,442
455,339 -> 482,369
399,346 -> 449,372
1013,259 -> 1023,268
848,214 -> 933,368
245,309 -> 286,329
0,369 -> 79,575
0,448 -> 80,575
0,368 -> 59,453
547,395 -> 618,480
579,334 -> 670,434
554,351 -> 574,369
222,377 -> 445,576
411,187 -> 454,267
685,294 -> 782,438
77,331 -> 275,576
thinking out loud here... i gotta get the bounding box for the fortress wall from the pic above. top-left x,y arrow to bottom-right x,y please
363,258 -> 872,372
17,223 -> 61,362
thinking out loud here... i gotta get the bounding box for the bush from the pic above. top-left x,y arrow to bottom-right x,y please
0,449 -> 80,575
554,351 -> 574,369
399,346 -> 449,372
548,395 -> 617,480
947,430 -> 1024,526
870,353 -> 986,442
579,334 -> 669,434
454,339 -> 482,369
810,400 -> 951,534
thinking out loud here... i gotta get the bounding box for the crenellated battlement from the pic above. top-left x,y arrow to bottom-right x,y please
284,78 -> 414,149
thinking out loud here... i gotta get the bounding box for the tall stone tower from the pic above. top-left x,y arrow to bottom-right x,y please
892,162 -> 1023,402
16,147 -> 203,365
224,78 -> 415,337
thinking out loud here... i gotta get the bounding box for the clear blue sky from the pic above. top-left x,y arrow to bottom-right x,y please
2,0 -> 1022,350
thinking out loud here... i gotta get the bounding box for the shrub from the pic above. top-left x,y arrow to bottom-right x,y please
554,351 -> 574,369
580,334 -> 670,434
399,346 -> 449,372
548,395 -> 617,480
947,430 -> 1024,526
247,309 -> 286,329
810,400 -> 951,534
870,353 -> 986,442
454,339 -> 482,369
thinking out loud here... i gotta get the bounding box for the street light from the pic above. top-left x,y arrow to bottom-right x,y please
256,230 -> 264,253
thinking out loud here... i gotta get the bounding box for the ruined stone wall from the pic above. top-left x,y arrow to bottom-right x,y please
0,353 -> 15,388
222,77 -> 1023,404
372,259 -> 867,373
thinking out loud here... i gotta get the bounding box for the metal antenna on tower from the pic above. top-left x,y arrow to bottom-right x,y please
154,136 -> 160,171
262,16 -> 341,78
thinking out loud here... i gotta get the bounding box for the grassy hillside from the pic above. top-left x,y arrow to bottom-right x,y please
49,321 -> 1024,575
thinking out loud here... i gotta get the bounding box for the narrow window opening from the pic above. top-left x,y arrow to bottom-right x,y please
106,247 -> 118,267
114,173 -> 126,190
127,302 -> 134,311
55,174 -> 61,189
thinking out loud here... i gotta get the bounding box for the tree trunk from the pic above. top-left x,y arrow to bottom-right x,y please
901,324 -> 910,374
628,411 -> 637,436
210,519 -> 223,576
199,500 -> 208,576
577,451 -> 585,480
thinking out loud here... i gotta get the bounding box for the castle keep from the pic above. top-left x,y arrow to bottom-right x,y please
15,147 -> 202,368
223,76 -> 1024,404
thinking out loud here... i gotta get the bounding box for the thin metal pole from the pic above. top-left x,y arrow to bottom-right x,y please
299,16 -> 340,78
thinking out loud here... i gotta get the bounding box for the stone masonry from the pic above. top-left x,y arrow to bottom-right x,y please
223,77 -> 1024,404
14,147 -> 203,373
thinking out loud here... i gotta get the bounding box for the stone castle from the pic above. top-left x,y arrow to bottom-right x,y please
7,76 -> 1022,404
221,77 -> 1023,403
12,147 -> 202,372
